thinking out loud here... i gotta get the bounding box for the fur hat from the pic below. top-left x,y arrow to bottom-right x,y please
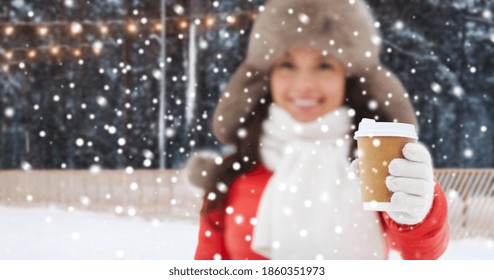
213,0 -> 417,145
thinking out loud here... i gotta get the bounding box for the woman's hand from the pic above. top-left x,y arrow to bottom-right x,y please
385,142 -> 435,225
351,142 -> 435,225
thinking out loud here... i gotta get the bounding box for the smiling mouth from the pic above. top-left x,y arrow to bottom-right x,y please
293,98 -> 320,107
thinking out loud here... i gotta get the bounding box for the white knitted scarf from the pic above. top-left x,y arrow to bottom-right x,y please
251,104 -> 386,259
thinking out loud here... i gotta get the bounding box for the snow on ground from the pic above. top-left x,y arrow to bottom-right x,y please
0,206 -> 198,260
1,206 -> 493,260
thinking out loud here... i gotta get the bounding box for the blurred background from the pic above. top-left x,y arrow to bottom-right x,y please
0,0 -> 493,259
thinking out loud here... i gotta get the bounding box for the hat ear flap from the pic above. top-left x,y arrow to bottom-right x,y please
185,153 -> 220,190
213,62 -> 269,145
353,66 -> 417,126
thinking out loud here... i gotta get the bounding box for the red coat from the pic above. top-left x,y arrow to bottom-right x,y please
194,163 -> 449,260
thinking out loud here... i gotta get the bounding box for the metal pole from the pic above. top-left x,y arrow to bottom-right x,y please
158,0 -> 167,169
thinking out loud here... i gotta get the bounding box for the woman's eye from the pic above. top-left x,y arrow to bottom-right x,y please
319,62 -> 334,70
279,61 -> 294,69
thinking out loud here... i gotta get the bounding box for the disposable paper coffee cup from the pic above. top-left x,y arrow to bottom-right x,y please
354,119 -> 418,211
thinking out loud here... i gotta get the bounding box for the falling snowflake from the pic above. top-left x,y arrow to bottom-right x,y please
129,182 -> 139,191
225,206 -> 234,214
127,207 -> 136,217
452,86 -> 463,98
463,149 -> 473,158
334,226 -> 343,234
117,138 -> 126,146
431,82 -> 442,93
368,100 -> 378,110
165,128 -> 175,137
89,165 -> 101,174
108,126 -> 117,134
96,96 -> 108,107
80,196 -> 90,206
75,138 -> 84,147
232,162 -> 241,170
115,206 -> 124,214
207,192 -> 217,201
482,9 -> 492,19
447,189 -> 459,201
372,139 -> 381,147
394,20 -> 404,30
235,215 -> 244,224
298,13 -> 310,24
216,182 -> 228,193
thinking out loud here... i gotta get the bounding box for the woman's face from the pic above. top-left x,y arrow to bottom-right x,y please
270,47 -> 347,122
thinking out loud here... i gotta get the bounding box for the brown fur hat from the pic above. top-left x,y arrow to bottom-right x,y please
213,0 -> 417,145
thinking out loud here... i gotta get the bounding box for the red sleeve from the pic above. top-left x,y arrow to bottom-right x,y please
194,207 -> 231,260
381,180 -> 449,260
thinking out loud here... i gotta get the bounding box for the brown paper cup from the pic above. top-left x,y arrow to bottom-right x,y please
354,119 -> 418,211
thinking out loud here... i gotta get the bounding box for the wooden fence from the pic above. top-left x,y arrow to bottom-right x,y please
434,169 -> 494,240
0,169 -> 203,220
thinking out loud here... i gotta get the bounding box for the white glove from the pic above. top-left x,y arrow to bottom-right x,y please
385,142 -> 435,225
351,142 -> 435,225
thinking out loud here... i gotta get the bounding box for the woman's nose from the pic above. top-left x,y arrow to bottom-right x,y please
292,72 -> 315,94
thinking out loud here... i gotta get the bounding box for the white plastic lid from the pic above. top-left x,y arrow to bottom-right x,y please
354,118 -> 418,139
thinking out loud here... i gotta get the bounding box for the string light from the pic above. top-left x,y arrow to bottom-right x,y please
1,11 -> 256,37
5,51 -> 14,60
38,26 -> 49,36
178,20 -> 188,29
126,22 -> 139,33
50,46 -> 60,56
205,16 -> 215,27
99,24 -> 109,35
154,23 -> 162,31
5,25 -> 14,36
226,15 -> 236,25
0,10 -> 258,63
0,43 -> 99,65
27,50 -> 37,58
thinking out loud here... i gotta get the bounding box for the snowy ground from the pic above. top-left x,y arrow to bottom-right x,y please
1,206 -> 493,260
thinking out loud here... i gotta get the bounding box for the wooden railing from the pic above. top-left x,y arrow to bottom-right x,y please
434,169 -> 494,240
0,168 -> 493,240
0,169 -> 203,220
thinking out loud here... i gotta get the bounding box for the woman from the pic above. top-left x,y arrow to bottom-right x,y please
189,0 -> 449,260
